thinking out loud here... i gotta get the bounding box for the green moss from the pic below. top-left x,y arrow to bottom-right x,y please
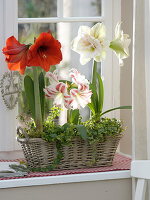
83,117 -> 124,143
18,107 -> 124,142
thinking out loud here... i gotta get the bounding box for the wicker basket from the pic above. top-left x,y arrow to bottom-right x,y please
17,127 -> 123,170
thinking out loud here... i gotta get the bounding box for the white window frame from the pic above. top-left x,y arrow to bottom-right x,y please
0,0 -> 121,157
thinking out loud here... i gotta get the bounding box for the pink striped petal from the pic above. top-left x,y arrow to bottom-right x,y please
69,68 -> 89,91
45,69 -> 59,85
69,88 -> 92,109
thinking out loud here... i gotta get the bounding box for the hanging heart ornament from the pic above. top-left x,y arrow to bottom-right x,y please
0,71 -> 22,110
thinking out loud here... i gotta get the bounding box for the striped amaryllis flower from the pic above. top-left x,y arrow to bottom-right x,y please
44,68 -> 92,109
69,88 -> 92,109
69,68 -> 90,90
45,69 -> 59,85
64,94 -> 73,109
44,82 -> 68,107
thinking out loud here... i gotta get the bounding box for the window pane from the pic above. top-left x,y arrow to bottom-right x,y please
18,0 -> 57,18
63,0 -> 102,17
18,0 -> 102,18
18,23 -> 57,43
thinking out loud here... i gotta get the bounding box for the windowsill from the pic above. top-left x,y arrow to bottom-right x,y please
0,153 -> 131,188
0,170 -> 131,189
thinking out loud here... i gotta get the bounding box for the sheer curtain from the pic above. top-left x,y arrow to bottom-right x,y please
132,0 -> 149,160
132,0 -> 150,198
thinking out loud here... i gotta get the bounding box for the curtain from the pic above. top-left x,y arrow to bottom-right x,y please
133,0 -> 150,199
132,0 -> 148,160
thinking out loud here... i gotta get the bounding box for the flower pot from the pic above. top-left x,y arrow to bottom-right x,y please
17,127 -> 123,170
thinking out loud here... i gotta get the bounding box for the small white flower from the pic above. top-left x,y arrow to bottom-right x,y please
109,23 -> 131,66
71,23 -> 107,65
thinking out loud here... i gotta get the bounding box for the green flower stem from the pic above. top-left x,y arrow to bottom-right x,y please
67,109 -> 70,123
92,60 -> 97,86
90,60 -> 99,116
33,67 -> 43,132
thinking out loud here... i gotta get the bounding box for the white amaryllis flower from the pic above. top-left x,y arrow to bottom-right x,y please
71,23 -> 107,65
69,88 -> 92,109
109,23 -> 131,66
44,82 -> 67,107
69,68 -> 89,90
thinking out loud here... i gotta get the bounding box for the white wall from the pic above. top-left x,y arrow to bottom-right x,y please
0,179 -> 132,200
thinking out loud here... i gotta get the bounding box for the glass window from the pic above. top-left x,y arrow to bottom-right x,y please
63,0 -> 102,17
18,0 -> 102,18
18,0 -> 57,18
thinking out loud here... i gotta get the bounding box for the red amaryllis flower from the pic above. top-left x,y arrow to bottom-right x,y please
2,36 -> 30,75
28,32 -> 62,72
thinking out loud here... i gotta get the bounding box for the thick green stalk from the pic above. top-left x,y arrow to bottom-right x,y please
67,109 -> 70,124
90,60 -> 99,115
92,60 -> 97,86
33,67 -> 43,132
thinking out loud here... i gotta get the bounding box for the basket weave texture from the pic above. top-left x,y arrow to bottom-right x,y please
17,127 -> 123,170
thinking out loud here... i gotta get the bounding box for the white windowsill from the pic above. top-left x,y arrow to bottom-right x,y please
0,170 -> 131,189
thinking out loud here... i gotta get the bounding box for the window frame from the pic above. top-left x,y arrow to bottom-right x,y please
0,0 -> 121,155
0,0 -> 19,154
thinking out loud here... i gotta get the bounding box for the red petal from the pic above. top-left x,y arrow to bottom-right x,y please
8,62 -> 26,75
2,36 -> 30,74
2,36 -> 26,55
28,32 -> 62,71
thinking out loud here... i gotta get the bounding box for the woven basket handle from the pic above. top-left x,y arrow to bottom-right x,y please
17,127 -> 29,142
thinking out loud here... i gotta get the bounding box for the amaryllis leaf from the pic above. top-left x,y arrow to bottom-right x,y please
100,106 -> 132,117
88,102 -> 95,115
39,72 -> 45,121
76,125 -> 87,140
33,68 -> 43,132
97,73 -> 104,113
62,123 -> 70,131
24,75 -> 35,120
90,83 -> 98,114
70,109 -> 80,125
